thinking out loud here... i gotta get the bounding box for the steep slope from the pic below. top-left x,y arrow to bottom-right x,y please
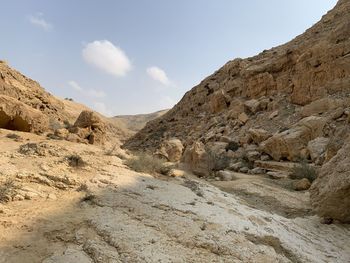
114,109 -> 168,133
125,0 -> 350,152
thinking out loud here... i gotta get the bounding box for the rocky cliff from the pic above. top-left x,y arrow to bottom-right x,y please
125,0 -> 350,222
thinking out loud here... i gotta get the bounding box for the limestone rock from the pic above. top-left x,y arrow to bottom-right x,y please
248,128 -> 271,144
300,98 -> 344,117
310,136 -> 350,223
73,111 -> 106,144
307,137 -> 329,164
238,112 -> 249,124
156,138 -> 184,162
261,116 -> 327,161
182,141 -> 209,176
0,95 -> 48,133
244,99 -> 261,114
294,178 -> 311,191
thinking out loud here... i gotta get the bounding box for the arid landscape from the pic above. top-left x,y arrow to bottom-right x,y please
1,0 -> 350,262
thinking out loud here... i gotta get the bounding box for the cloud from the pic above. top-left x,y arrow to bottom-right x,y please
68,81 -> 83,91
29,13 -> 53,31
87,89 -> 106,98
82,40 -> 132,77
147,66 -> 171,86
68,80 -> 105,98
93,102 -> 113,117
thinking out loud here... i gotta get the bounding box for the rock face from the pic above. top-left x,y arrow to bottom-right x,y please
0,95 -> 48,133
310,136 -> 350,223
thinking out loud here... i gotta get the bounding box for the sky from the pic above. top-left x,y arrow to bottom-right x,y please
1,0 -> 338,116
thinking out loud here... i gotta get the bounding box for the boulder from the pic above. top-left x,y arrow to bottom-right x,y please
156,138 -> 184,162
217,170 -> 236,181
0,95 -> 48,133
244,99 -> 261,114
238,112 -> 249,124
300,98 -> 344,117
261,116 -> 327,161
248,128 -> 271,144
294,178 -> 311,191
310,136 -> 350,223
73,111 -> 106,144
307,137 -> 329,164
182,141 -> 209,177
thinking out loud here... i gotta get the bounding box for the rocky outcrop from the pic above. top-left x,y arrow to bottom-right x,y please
260,116 -> 327,161
0,95 -> 48,133
70,111 -> 106,144
155,138 -> 184,162
310,136 -> 350,223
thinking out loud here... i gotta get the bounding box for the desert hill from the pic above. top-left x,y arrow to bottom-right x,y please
114,109 -> 168,133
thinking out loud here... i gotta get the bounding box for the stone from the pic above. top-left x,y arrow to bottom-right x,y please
229,162 -> 243,172
300,98 -> 344,117
182,141 -> 209,177
217,170 -> 236,181
307,137 -> 329,164
55,128 -> 69,139
251,167 -> 265,175
310,136 -> 350,223
0,95 -> 48,133
268,110 -> 279,119
248,128 -> 271,144
244,99 -> 261,114
156,138 -> 184,162
73,111 -> 106,145
239,167 -> 249,173
261,116 -> 327,161
267,171 -> 288,180
294,178 -> 311,191
168,169 -> 185,177
238,112 -> 249,124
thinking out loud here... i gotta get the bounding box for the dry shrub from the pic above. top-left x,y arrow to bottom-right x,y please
0,179 -> 19,203
290,161 -> 317,182
125,153 -> 164,174
66,154 -> 86,168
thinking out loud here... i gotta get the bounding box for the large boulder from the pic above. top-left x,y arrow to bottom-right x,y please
0,95 -> 48,133
155,138 -> 184,162
310,136 -> 350,223
307,137 -> 329,164
182,141 -> 209,176
300,98 -> 345,117
261,116 -> 327,161
72,111 -> 106,144
248,128 -> 271,144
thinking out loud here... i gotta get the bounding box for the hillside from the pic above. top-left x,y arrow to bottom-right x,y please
125,0 -> 350,222
114,109 -> 168,133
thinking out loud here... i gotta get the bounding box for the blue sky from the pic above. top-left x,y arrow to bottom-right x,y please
1,0 -> 337,115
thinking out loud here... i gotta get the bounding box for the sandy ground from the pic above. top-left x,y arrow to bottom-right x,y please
0,129 -> 349,263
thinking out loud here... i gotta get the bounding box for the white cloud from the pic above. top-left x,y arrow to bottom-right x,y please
82,40 -> 132,77
68,80 -> 83,91
29,13 -> 53,31
93,102 -> 113,117
147,66 -> 171,86
68,80 -> 105,98
87,89 -> 106,98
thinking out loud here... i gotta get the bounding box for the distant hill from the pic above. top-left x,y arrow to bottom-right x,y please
113,109 -> 168,133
